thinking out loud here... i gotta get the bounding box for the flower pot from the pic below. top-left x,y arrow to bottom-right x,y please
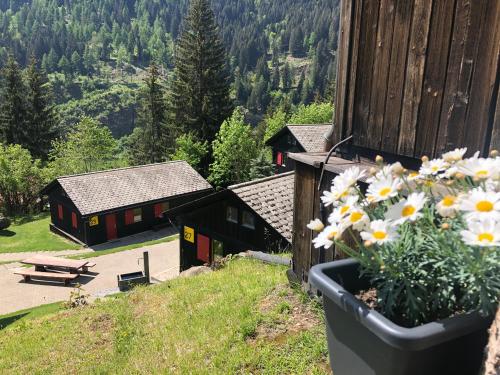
309,259 -> 492,375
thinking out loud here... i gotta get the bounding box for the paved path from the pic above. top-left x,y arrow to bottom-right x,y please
0,227 -> 178,264
0,240 -> 180,315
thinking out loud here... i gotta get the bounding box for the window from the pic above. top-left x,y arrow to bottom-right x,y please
277,152 -> 283,166
133,208 -> 142,223
226,206 -> 238,223
282,153 -> 287,167
125,208 -> 142,225
154,202 -> 170,218
71,212 -> 77,229
213,239 -> 224,259
242,211 -> 255,229
57,204 -> 63,220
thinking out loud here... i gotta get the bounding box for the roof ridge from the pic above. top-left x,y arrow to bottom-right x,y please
286,123 -> 331,127
57,160 -> 186,180
229,171 -> 294,190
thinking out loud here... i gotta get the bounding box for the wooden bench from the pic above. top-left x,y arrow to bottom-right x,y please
21,256 -> 93,274
15,270 -> 79,286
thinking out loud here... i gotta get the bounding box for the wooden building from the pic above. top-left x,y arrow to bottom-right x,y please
41,161 -> 213,246
167,172 -> 294,271
291,0 -> 500,285
266,124 -> 331,173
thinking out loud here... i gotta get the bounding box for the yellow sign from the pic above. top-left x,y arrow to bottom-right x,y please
184,226 -> 195,243
89,216 -> 99,227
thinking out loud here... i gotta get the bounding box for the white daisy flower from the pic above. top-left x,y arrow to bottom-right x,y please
367,165 -> 393,184
436,195 -> 459,218
385,192 -> 428,225
419,158 -> 449,176
366,177 -> 401,202
360,220 -> 399,245
307,219 -> 324,232
406,171 -> 421,181
442,148 -> 467,163
460,219 -> 500,247
459,188 -> 500,221
321,189 -> 338,207
457,157 -> 500,180
334,166 -> 366,187
312,224 -> 343,249
342,207 -> 370,231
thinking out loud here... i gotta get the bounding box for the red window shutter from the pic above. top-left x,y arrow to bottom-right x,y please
125,210 -> 134,225
71,212 -> 77,229
277,152 -> 283,166
58,204 -> 63,220
154,203 -> 162,218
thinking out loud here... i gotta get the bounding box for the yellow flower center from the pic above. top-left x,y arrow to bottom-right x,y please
373,231 -> 387,240
340,190 -> 349,198
379,187 -> 392,197
476,201 -> 493,212
475,170 -> 488,178
409,172 -> 419,179
478,233 -> 494,242
402,205 -> 416,217
431,166 -> 439,172
424,180 -> 434,187
442,196 -> 456,207
350,211 -> 363,223
340,205 -> 350,215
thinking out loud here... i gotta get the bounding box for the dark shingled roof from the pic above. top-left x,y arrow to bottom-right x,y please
48,161 -> 212,216
287,124 -> 331,152
229,172 -> 294,242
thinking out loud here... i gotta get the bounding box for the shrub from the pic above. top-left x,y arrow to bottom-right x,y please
0,215 -> 11,230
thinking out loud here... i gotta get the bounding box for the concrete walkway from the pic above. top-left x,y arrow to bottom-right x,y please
0,239 -> 180,315
0,226 -> 178,264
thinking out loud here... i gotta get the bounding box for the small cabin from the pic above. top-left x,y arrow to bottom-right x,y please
265,124 -> 331,173
41,161 -> 213,246
167,172 -> 294,271
291,0 -> 500,285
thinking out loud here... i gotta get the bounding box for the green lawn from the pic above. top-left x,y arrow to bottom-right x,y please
68,234 -> 179,260
0,213 -> 81,254
0,302 -> 65,330
0,259 -> 329,374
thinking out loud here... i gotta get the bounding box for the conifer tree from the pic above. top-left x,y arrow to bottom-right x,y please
171,0 -> 232,147
0,55 -> 27,146
24,57 -> 59,160
129,63 -> 168,165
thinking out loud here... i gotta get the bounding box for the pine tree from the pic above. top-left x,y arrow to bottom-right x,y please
129,63 -> 168,164
282,62 -> 293,92
271,65 -> 280,90
289,27 -> 305,57
171,0 -> 232,147
0,55 -> 27,146
24,57 -> 59,160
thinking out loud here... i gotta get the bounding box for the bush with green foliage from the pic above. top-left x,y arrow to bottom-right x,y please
289,102 -> 333,124
170,133 -> 209,170
0,144 -> 45,214
0,215 -> 11,230
47,117 -> 122,177
209,108 -> 258,187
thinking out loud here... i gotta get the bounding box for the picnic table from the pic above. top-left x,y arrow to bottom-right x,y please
21,255 -> 95,274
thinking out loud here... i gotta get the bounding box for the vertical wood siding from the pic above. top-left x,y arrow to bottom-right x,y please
333,0 -> 500,158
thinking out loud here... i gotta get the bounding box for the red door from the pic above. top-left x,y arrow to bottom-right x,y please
197,234 -> 210,263
105,214 -> 117,241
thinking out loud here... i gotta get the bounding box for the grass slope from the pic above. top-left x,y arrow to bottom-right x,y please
0,214 -> 81,254
0,259 -> 328,374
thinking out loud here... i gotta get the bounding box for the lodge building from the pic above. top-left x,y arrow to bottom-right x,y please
265,124 -> 331,173
41,161 -> 213,246
167,172 -> 294,271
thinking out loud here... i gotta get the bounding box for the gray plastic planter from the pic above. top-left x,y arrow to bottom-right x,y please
309,259 -> 492,375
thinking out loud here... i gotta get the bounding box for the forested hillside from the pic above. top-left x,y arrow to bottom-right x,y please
0,0 -> 339,134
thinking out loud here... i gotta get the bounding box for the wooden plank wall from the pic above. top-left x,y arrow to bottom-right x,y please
333,0 -> 500,158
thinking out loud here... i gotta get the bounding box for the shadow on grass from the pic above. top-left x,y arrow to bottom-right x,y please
0,229 -> 16,237
11,212 -> 50,226
0,312 -> 29,330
